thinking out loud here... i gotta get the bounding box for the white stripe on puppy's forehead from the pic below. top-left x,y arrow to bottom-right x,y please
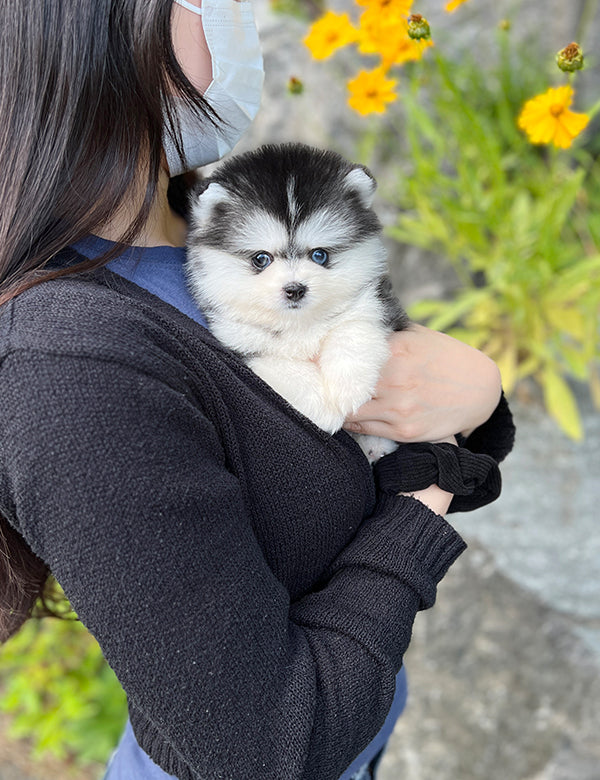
294,208 -> 353,249
235,209 -> 289,252
286,176 -> 298,222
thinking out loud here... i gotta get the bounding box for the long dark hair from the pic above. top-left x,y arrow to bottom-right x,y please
0,0 -> 215,640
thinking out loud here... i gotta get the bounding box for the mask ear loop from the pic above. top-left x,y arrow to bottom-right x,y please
174,0 -> 203,15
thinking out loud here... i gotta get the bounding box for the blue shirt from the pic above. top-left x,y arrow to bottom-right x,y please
74,235 -> 208,329
73,237 -> 408,780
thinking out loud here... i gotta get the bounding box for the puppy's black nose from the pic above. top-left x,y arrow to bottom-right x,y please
283,283 -> 307,302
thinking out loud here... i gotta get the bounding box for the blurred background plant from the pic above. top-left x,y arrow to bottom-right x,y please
0,582 -> 126,776
302,0 -> 600,440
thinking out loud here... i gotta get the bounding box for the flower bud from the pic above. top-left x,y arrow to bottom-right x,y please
556,42 -> 584,72
407,14 -> 431,41
287,76 -> 304,95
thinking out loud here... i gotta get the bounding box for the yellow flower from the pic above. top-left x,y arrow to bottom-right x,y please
445,0 -> 470,11
388,35 -> 433,66
359,10 -> 406,54
304,11 -> 359,60
359,9 -> 432,67
358,11 -> 433,70
357,0 -> 413,12
348,68 -> 398,115
518,85 -> 590,149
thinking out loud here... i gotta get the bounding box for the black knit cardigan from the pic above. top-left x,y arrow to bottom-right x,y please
0,265 -> 514,780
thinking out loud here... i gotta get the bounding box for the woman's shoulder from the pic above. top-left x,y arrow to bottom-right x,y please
0,269 -> 217,379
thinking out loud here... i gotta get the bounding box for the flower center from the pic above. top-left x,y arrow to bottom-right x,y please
549,104 -> 564,118
563,42 -> 580,61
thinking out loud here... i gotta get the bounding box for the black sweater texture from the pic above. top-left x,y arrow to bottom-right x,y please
0,264 -> 513,780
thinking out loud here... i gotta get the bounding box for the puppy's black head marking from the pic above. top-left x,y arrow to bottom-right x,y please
204,143 -> 381,244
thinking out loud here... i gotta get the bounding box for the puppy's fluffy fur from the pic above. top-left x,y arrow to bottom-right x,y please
185,143 -> 408,461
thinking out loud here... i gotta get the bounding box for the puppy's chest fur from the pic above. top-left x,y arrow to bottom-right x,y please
185,143 -> 408,462
210,285 -> 394,453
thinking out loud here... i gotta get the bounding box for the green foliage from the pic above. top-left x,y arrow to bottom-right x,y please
0,608 -> 127,768
269,0 -> 324,21
361,27 -> 600,440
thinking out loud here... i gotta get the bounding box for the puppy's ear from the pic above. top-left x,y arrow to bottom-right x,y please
189,181 -> 230,229
343,165 -> 377,208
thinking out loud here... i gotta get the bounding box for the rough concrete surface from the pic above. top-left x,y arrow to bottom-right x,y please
377,387 -> 600,780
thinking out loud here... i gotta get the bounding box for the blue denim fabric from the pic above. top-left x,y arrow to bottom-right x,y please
348,762 -> 371,780
103,735 -> 380,780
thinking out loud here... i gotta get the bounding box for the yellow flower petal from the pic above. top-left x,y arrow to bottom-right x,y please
517,85 -> 589,149
304,11 -> 359,60
445,0 -> 470,11
561,110 -> 590,137
358,12 -> 406,56
347,68 -> 398,115
357,0 -> 413,12
553,112 -> 590,148
388,36 -> 433,66
358,6 -> 432,65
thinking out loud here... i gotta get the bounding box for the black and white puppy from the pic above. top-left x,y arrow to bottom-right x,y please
185,143 -> 408,462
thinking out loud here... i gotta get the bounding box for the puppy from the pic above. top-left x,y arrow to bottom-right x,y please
185,143 -> 408,462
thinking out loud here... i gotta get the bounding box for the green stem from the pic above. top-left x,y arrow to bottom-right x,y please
586,96 -> 600,120
575,0 -> 600,48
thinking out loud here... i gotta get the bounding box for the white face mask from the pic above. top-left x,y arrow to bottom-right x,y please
164,0 -> 264,176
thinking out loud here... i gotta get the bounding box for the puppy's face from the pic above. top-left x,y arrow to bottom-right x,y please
186,145 -> 387,331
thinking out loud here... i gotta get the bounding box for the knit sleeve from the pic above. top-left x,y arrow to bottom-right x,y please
0,349 -> 465,780
457,391 -> 516,464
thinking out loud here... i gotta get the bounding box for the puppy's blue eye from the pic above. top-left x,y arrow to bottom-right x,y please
251,252 -> 273,271
310,248 -> 328,266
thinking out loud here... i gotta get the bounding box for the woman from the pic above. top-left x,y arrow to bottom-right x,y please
0,1 -> 514,778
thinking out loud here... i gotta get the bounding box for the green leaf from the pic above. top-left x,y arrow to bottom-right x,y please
0,616 -> 127,767
410,291 -> 483,332
541,369 -> 584,441
547,255 -> 600,301
561,345 -> 590,380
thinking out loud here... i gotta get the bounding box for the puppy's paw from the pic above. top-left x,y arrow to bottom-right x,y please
325,379 -> 375,420
353,434 -> 398,464
319,327 -> 390,419
308,407 -> 347,435
249,356 -> 343,431
275,385 -> 345,433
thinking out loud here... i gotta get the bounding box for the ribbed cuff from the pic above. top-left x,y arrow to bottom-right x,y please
373,442 -> 502,513
330,493 -> 467,609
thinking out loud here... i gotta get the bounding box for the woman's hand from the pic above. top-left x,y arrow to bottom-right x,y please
344,324 -> 502,443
